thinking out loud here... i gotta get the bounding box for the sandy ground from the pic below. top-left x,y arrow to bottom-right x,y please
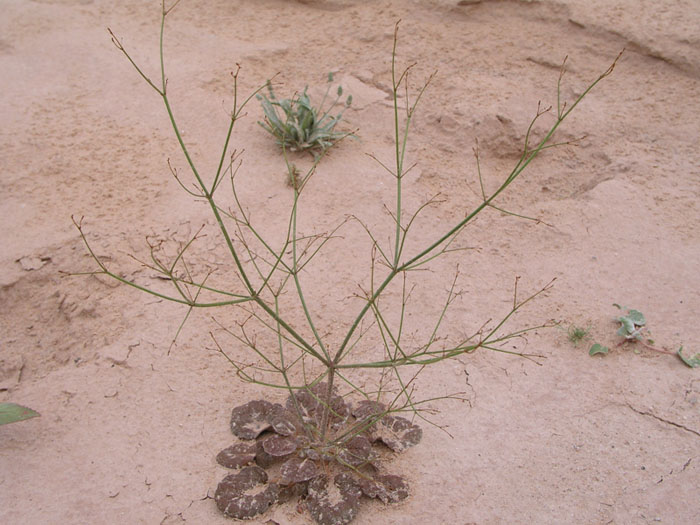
2,0 -> 699,524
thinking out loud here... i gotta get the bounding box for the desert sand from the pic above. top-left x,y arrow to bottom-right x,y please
1,1 -> 699,524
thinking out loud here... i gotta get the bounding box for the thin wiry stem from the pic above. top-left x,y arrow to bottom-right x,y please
84,4 -> 621,452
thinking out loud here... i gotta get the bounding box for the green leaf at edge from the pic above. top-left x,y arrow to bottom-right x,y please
677,347 -> 700,368
0,403 -> 40,426
589,343 -> 610,356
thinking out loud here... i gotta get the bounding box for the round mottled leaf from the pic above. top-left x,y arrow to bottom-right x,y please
307,473 -> 362,525
270,410 -> 298,436
325,392 -> 351,429
286,383 -> 350,430
254,438 -> 277,469
277,480 -> 309,503
262,434 -> 298,457
215,466 -> 279,520
230,400 -> 287,440
337,435 -> 373,467
280,456 -> 319,484
302,447 -> 322,461
358,474 -> 409,503
286,389 -> 318,423
352,400 -> 386,421
371,415 -> 422,453
216,442 -> 257,469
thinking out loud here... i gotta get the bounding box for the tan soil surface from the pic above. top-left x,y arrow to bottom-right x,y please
2,1 -> 699,524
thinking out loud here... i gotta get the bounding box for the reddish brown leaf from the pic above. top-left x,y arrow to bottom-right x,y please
286,383 -> 350,430
215,466 -> 279,520
371,415 -> 422,453
352,400 -> 386,421
280,456 -> 319,484
306,473 -> 362,525
337,435 -> 373,467
358,474 -> 409,503
230,400 -> 293,440
216,442 -> 257,469
262,434 -> 298,457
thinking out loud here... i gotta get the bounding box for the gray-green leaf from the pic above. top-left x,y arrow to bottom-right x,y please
589,343 -> 610,356
626,309 -> 645,326
0,403 -> 40,426
677,347 -> 700,368
617,316 -> 636,335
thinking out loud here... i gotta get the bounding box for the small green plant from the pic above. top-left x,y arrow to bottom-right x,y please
0,403 -> 40,426
565,324 -> 590,345
79,2 -> 622,523
257,73 -> 352,153
589,304 -> 698,368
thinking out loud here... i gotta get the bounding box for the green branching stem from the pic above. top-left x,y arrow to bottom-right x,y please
290,173 -> 330,362
334,48 -> 622,366
389,21 -> 436,268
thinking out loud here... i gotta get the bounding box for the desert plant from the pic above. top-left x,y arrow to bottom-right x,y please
257,73 -> 352,153
76,2 -> 622,522
589,304 -> 698,368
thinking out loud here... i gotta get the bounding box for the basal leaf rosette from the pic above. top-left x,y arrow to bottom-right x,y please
215,395 -> 420,523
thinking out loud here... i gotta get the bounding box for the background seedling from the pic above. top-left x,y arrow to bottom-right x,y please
565,324 -> 591,346
588,304 -> 698,368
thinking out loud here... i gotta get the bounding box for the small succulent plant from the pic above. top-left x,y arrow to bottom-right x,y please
257,73 -> 352,153
214,384 -> 419,524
